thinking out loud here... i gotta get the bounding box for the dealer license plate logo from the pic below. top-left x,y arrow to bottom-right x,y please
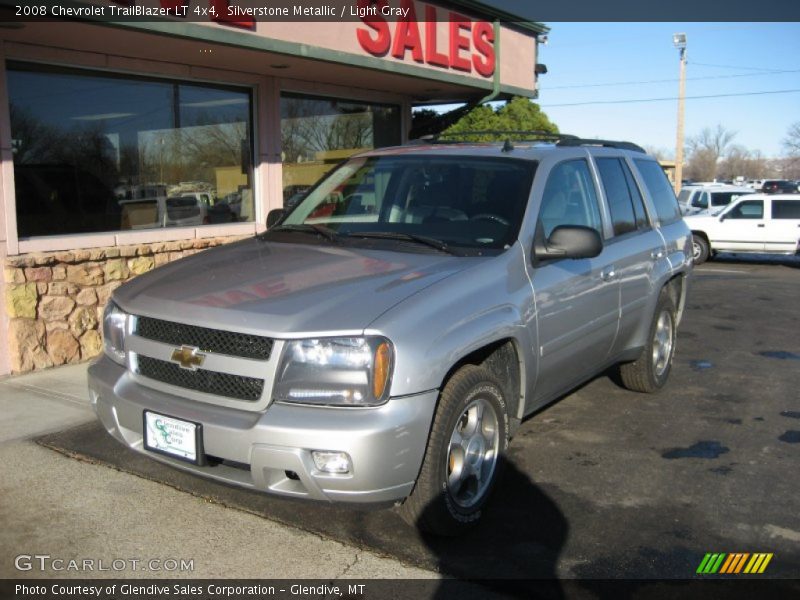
144,412 -> 197,462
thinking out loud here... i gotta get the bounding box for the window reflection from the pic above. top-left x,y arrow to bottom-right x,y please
8,63 -> 254,237
280,93 -> 400,210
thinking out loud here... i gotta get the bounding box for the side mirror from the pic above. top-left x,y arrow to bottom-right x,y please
536,225 -> 603,260
266,208 -> 285,229
719,214 -> 727,222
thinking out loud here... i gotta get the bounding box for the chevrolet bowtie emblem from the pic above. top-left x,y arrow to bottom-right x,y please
170,345 -> 206,370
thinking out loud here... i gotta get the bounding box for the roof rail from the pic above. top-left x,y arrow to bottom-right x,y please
556,137 -> 647,153
415,130 -> 579,143
409,131 -> 647,153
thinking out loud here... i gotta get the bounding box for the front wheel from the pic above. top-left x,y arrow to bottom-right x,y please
399,365 -> 508,536
618,291 -> 677,393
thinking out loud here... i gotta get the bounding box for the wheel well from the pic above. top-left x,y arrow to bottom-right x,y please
691,230 -> 709,244
440,339 -> 523,435
663,273 -> 687,325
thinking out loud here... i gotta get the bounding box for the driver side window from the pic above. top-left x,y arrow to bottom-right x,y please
539,160 -> 603,238
727,200 -> 764,220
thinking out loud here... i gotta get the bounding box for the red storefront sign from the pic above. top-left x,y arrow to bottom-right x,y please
356,0 -> 496,77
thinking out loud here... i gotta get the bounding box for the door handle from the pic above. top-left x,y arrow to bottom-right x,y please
757,224 -> 765,228
650,249 -> 665,259
601,266 -> 617,281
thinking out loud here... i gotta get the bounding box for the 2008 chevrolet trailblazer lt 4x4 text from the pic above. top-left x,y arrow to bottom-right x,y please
89,133 -> 692,535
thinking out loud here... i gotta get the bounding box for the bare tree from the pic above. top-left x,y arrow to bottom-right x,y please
783,121 -> 800,156
685,124 -> 737,181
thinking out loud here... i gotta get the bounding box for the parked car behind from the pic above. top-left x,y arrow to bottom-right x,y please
684,194 -> 800,263
677,183 -> 753,216
761,180 -> 797,194
89,134 -> 693,535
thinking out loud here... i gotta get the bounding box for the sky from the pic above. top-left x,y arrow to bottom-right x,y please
531,22 -> 800,159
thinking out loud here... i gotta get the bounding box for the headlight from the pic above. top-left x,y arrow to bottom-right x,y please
274,337 -> 393,406
102,301 -> 128,365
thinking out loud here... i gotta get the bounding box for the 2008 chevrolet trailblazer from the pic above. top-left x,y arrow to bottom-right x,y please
89,133 -> 692,535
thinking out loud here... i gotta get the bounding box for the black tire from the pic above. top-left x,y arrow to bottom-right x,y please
399,365 -> 508,536
692,233 -> 710,265
618,291 -> 677,393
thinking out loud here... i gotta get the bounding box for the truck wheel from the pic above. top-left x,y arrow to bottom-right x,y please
692,234 -> 710,264
618,291 -> 677,393
399,365 -> 508,536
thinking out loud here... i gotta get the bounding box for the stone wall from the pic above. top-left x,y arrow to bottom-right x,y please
3,236 -> 248,374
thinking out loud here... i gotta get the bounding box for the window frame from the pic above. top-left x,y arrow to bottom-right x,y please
595,156 -> 651,239
537,157 -> 605,241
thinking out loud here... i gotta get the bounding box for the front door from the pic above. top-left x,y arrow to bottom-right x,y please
529,158 -> 620,403
713,199 -> 766,252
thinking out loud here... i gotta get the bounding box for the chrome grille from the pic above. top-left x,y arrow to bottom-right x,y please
136,356 -> 264,402
136,316 -> 273,360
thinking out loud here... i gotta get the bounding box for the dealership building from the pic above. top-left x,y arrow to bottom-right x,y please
0,0 -> 546,375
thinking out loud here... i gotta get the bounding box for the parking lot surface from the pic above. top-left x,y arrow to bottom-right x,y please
8,255 -> 800,585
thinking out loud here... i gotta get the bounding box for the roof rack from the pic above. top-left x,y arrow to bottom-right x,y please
555,138 -> 646,153
411,130 -> 647,154
416,130 -> 579,143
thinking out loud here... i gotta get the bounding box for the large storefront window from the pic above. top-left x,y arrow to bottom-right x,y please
280,93 -> 400,208
7,63 -> 254,237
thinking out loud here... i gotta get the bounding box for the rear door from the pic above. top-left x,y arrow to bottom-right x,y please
528,158 -> 620,402
765,199 -> 800,253
594,156 -> 666,354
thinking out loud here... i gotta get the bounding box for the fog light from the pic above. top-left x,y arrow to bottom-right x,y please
311,451 -> 351,474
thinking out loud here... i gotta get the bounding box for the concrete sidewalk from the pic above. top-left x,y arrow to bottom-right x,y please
0,364 -> 436,579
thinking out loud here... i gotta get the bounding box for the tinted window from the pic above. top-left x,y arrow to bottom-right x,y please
539,160 -> 602,238
727,200 -> 763,220
8,62 -> 254,237
279,156 -> 536,251
596,158 -> 636,236
622,161 -> 649,228
772,200 -> 800,219
693,192 -> 709,209
280,93 -> 401,207
634,160 -> 681,225
710,192 -> 747,207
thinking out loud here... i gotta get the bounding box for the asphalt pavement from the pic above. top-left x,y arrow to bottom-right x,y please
1,253 -> 799,590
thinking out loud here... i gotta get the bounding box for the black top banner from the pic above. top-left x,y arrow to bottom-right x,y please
0,0 -> 799,24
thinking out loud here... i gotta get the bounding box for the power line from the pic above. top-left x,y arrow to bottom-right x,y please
545,69 -> 800,90
540,89 -> 800,108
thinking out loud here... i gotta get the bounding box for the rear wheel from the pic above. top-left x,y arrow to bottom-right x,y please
692,233 -> 710,265
399,365 -> 508,536
618,291 -> 677,393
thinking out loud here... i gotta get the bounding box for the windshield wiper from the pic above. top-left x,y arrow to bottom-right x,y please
268,224 -> 339,242
344,231 -> 458,255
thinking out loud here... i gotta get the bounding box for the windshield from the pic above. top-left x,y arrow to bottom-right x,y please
274,155 -> 536,253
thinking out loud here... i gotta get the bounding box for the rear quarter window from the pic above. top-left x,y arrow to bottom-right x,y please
634,160 -> 681,225
772,200 -> 800,219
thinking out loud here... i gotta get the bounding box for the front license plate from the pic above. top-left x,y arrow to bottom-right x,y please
143,411 -> 203,465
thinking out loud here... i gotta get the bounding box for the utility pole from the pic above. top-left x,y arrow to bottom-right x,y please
673,33 -> 687,193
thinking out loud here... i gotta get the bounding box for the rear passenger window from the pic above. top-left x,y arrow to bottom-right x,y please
623,162 -> 649,229
634,160 -> 681,225
539,160 -> 603,238
596,158 -> 649,236
773,200 -> 800,219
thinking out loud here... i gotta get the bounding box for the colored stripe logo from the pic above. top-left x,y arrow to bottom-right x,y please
697,553 -> 773,574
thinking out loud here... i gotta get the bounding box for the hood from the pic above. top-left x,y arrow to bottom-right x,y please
114,238 -> 476,336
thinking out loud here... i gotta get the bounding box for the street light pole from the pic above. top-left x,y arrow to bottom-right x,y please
673,33 -> 687,193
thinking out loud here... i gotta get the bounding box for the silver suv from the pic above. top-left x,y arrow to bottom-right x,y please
89,134 -> 693,535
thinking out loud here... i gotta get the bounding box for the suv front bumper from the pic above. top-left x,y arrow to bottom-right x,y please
88,357 -> 437,504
